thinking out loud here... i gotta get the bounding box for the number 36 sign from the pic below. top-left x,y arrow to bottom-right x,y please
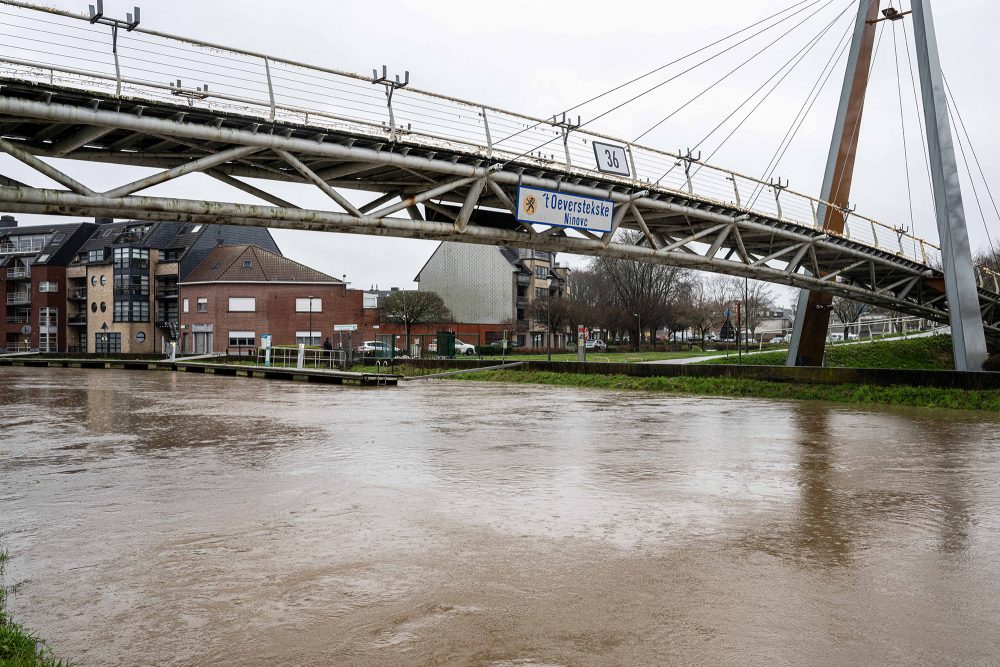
592,141 -> 631,177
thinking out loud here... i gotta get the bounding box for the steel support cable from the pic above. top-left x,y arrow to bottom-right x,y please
890,8 -> 917,246
751,11 -> 884,210
943,80 -> 997,255
494,0 -> 830,164
746,25 -> 852,204
682,4 -> 854,181
943,75 -> 1000,254
492,0 -> 817,147
631,0 -> 841,145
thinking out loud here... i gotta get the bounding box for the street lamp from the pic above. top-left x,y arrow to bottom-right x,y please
306,294 -> 315,347
634,312 -> 641,353
545,272 -> 556,362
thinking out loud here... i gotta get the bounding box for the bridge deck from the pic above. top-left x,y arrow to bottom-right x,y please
0,0 -> 997,337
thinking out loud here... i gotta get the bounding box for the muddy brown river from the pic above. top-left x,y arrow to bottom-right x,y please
2,367 -> 1000,665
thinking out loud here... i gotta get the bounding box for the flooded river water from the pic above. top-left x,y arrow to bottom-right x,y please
2,367 -> 1000,665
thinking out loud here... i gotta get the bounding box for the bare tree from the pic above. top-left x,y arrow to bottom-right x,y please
721,277 -> 775,341
381,290 -> 450,350
685,275 -> 726,348
831,297 -> 868,338
593,231 -> 690,347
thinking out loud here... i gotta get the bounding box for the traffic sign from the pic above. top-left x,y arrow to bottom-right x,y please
334,324 -> 358,331
516,185 -> 615,233
20,325 -> 31,336
592,141 -> 631,177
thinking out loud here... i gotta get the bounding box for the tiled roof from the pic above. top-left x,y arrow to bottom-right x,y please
181,244 -> 342,284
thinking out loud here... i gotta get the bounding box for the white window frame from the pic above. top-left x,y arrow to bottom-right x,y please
228,331 -> 256,347
39,281 -> 58,293
183,298 -> 190,313
362,292 -> 378,309
295,331 -> 322,346
228,297 -> 256,312
196,297 -> 208,313
295,297 -> 322,313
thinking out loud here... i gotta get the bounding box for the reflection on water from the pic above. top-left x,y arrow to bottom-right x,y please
2,367 -> 1000,665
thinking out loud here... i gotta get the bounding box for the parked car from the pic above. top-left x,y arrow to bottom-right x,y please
454,339 -> 476,355
585,338 -> 607,351
771,336 -> 785,344
357,340 -> 402,356
427,340 -> 438,353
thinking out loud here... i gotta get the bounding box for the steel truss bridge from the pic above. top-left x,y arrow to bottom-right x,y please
0,1 -> 998,340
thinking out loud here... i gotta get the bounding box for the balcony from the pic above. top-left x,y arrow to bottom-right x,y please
68,315 -> 87,326
5,315 -> 29,324
5,292 -> 30,305
156,286 -> 179,298
516,273 -> 531,286
0,239 -> 45,255
7,267 -> 30,280
69,288 -> 88,300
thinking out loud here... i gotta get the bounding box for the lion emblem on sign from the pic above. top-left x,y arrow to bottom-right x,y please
523,194 -> 537,215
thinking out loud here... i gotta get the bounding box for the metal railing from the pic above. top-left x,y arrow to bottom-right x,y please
0,0 -> 951,271
7,266 -> 30,278
5,314 -> 28,323
0,238 -> 45,254
67,314 -> 87,325
253,346 -> 347,370
69,287 -> 87,299
5,292 -> 30,304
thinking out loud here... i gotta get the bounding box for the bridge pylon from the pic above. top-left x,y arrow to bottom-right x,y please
787,0 -> 988,371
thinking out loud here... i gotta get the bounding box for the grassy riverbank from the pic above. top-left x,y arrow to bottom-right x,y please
0,550 -> 65,666
446,369 -> 1000,411
699,335 -> 955,369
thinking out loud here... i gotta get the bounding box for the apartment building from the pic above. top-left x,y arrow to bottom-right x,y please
414,242 -> 570,348
0,215 -> 279,353
1,216 -> 97,352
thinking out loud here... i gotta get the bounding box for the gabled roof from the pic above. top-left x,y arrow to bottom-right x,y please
180,244 -> 342,284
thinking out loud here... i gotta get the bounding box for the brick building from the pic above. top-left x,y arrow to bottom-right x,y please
0,215 -> 279,353
178,245 -> 362,353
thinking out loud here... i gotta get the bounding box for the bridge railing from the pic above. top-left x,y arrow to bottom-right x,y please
0,0 -> 944,269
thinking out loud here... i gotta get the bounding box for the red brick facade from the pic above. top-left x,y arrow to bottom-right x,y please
179,283 -> 364,352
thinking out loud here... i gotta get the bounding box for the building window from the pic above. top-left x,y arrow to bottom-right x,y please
242,260 -> 252,268
295,331 -> 322,346
363,292 -> 378,309
95,332 -> 121,354
532,333 -> 544,348
228,331 -> 255,347
136,331 -> 146,343
228,297 -> 255,312
114,300 -> 149,322
39,281 -> 58,293
196,297 -> 208,313
91,302 -> 97,313
535,287 -> 546,299
36,254 -> 50,263
535,266 -> 550,279
100,275 -> 107,286
91,275 -> 97,286
295,297 -> 322,313
183,298 -> 190,313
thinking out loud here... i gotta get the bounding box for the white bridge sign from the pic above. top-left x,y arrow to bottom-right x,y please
516,186 -> 615,233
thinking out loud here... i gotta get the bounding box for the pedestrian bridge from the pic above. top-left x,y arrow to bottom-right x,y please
0,0 -> 998,338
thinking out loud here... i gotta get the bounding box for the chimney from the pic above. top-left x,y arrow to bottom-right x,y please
0,214 -> 16,228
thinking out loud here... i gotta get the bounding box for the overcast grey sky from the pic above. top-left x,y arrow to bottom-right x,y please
2,0 -> 998,306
